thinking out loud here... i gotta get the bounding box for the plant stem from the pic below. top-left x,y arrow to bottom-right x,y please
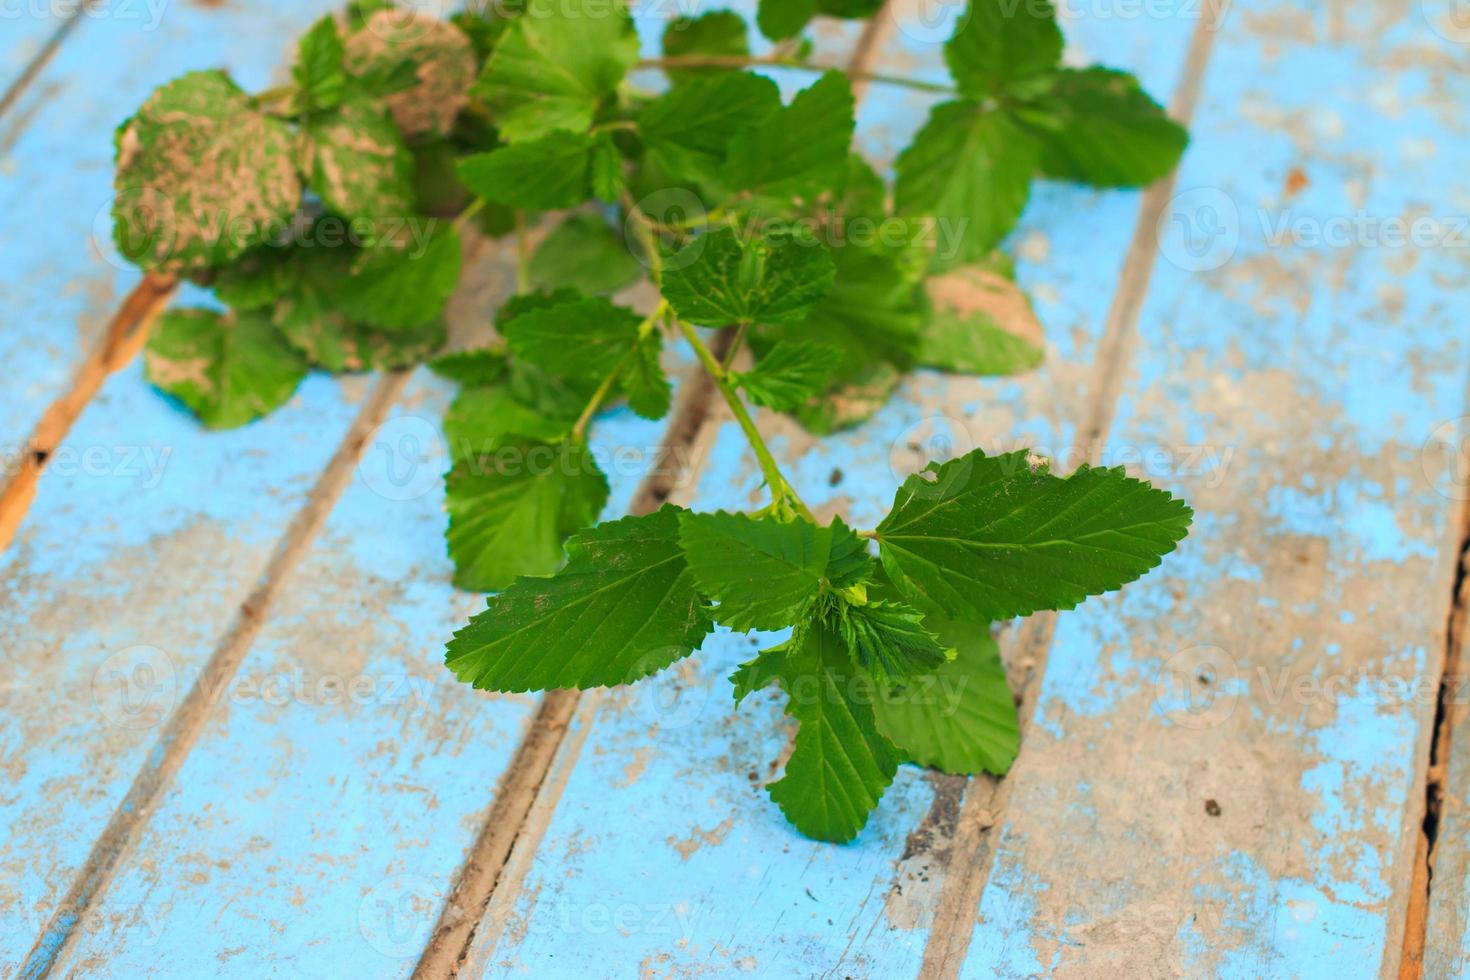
571,363 -> 624,441
514,210 -> 532,293
569,301 -> 668,441
591,119 -> 639,134
621,191 -> 664,283
721,322 -> 749,371
451,198 -> 486,235
635,55 -> 957,95
250,84 -> 295,110
676,318 -> 815,522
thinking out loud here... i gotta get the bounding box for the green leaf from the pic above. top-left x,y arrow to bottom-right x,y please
446,506 -> 714,691
776,243 -> 922,376
344,10 -> 477,137
445,439 -> 610,592
895,102 -> 1039,267
757,0 -> 817,40
794,360 -> 904,436
817,0 -> 885,15
590,132 -> 626,202
430,347 -> 508,387
662,225 -> 835,328
733,341 -> 837,413
918,263 -> 1044,375
443,385 -> 570,464
268,240 -> 442,372
277,302 -> 443,373
835,600 -> 952,682
411,139 -> 473,216
451,6 -> 521,61
874,448 -> 1192,623
498,287 -> 584,324
1026,67 -> 1187,187
723,70 -> 854,198
212,246 -> 293,311
730,641 -> 790,704
303,94 -> 415,226
529,214 -> 643,295
639,72 -> 780,188
677,512 -> 872,631
456,131 -> 599,210
500,293 -> 642,383
144,308 -> 307,429
113,71 -> 300,273
764,622 -> 901,842
293,16 -> 348,113
870,612 -> 1020,775
622,332 -> 672,420
662,11 -> 750,84
334,226 -> 463,330
472,0 -> 639,142
945,0 -> 1062,98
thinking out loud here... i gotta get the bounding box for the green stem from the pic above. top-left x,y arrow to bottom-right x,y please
569,301 -> 669,441
250,84 -> 295,110
721,322 -> 749,371
571,362 -> 625,441
621,192 -> 664,283
635,55 -> 957,95
451,198 -> 486,235
677,318 -> 814,522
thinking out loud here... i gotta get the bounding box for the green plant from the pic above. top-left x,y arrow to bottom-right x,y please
111,0 -> 1192,841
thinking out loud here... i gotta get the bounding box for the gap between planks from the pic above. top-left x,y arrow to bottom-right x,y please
0,0 -> 92,123
410,12 -> 903,977
16,367 -> 412,978
1397,486 -> 1470,977
915,2 -> 1225,975
0,272 -> 178,550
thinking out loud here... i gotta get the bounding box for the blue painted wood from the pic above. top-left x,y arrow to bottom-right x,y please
44,366 -> 673,977
7,1 -> 1461,976
0,362 -> 361,967
0,0 -> 366,967
459,8 -> 1200,978
0,7 -> 70,100
958,0 -> 1470,975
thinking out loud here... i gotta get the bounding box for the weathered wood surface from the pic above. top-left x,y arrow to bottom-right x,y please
4,0 -> 1469,977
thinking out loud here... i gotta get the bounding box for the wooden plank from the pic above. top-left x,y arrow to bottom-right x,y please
0,366 -> 364,971
1,14 -> 72,120
1427,574 -> 1470,979
949,0 -> 1470,975
0,0 -> 386,970
43,326 -> 678,976
0,0 -> 341,490
456,4 -> 1201,976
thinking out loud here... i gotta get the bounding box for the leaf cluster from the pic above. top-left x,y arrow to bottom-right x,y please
112,0 -> 1192,841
